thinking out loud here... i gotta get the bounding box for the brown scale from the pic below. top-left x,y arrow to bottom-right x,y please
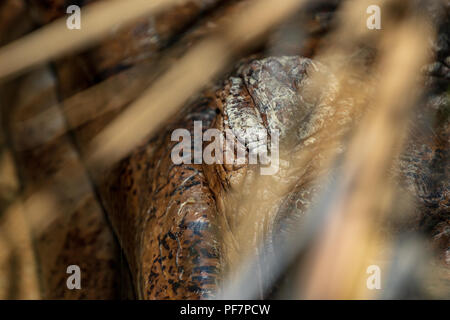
100,93 -> 222,299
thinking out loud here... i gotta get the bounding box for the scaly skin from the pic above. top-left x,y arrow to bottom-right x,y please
1,0 -> 447,299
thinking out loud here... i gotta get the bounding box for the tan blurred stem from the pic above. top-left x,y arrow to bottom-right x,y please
0,199 -> 42,299
301,19 -> 431,299
0,0 -> 184,81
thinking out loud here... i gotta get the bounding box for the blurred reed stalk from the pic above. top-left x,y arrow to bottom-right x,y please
301,20 -> 431,300
0,0 -> 185,81
218,0 -> 435,299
